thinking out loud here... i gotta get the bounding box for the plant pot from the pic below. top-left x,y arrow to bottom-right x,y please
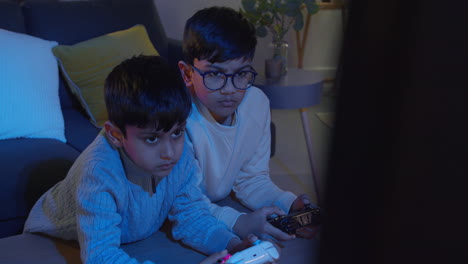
265,58 -> 283,80
269,40 -> 289,76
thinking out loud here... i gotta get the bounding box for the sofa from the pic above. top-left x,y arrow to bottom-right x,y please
0,1 -> 301,263
0,0 -> 185,239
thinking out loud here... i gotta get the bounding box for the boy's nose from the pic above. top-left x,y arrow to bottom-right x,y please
159,141 -> 174,160
219,77 -> 236,94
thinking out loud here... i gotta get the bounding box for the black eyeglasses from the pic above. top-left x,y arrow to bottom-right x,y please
191,65 -> 257,91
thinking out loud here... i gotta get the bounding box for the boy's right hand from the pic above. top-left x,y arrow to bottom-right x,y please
228,235 -> 281,264
233,206 -> 295,241
199,249 -> 228,264
204,235 -> 281,264
227,234 -> 258,255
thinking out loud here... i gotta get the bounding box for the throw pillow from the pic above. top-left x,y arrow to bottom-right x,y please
53,24 -> 159,128
0,29 -> 65,143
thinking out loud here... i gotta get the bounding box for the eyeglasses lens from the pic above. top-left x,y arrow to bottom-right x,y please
233,72 -> 254,89
204,72 -> 255,90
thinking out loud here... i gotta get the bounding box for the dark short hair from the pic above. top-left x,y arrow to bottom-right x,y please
182,6 -> 257,64
105,55 -> 191,136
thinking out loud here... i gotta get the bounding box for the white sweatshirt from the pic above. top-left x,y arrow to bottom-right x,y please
186,87 -> 297,230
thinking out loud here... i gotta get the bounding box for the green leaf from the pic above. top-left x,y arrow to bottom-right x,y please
304,0 -> 319,14
240,0 -> 317,39
285,3 -> 299,17
256,25 -> 268,37
242,0 -> 257,13
286,0 -> 302,6
293,11 -> 304,31
263,13 -> 273,25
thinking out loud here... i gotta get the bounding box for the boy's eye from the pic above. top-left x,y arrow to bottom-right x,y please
172,129 -> 184,138
207,71 -> 224,78
146,136 -> 159,144
236,71 -> 247,77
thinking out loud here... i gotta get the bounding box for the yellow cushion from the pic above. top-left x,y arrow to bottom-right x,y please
53,24 -> 159,127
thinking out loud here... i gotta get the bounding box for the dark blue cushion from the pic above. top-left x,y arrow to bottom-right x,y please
0,138 -> 80,238
0,218 -> 25,239
167,38 -> 184,72
0,1 -> 25,33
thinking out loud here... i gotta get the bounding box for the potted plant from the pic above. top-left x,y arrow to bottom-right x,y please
240,0 -> 319,77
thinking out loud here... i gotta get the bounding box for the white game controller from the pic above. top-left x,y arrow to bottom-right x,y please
225,240 -> 279,264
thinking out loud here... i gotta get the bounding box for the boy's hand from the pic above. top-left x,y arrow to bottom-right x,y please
289,193 -> 311,212
263,238 -> 282,264
289,193 -> 320,239
199,249 -> 228,264
226,235 -> 282,264
226,234 -> 258,255
233,206 -> 295,241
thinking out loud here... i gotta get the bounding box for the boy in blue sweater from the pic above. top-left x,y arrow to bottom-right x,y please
24,55 -> 256,264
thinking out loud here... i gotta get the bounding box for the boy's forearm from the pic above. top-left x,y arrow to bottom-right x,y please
234,174 -> 297,213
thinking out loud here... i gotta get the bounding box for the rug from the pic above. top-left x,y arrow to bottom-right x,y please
316,112 -> 334,128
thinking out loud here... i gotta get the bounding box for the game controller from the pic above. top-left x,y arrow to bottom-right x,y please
268,205 -> 321,235
224,240 -> 279,264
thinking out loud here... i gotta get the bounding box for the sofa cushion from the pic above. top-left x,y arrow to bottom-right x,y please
22,0 -> 169,110
22,0 -> 169,59
0,138 -> 80,238
0,29 -> 66,143
62,109 -> 101,152
52,24 -> 159,127
0,1 -> 25,33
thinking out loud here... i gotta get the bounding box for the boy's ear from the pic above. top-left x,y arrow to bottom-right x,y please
178,61 -> 193,87
104,121 -> 124,148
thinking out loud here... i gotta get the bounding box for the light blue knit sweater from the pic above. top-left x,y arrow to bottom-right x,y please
24,131 -> 236,264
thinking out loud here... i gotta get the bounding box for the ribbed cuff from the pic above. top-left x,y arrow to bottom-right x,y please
274,191 -> 297,214
213,206 -> 245,232
204,227 -> 238,254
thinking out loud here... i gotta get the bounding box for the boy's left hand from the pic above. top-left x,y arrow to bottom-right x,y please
233,206 -> 295,241
289,194 -> 320,239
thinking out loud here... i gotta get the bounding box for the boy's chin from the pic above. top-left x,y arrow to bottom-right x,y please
153,171 -> 172,178
212,108 -> 236,121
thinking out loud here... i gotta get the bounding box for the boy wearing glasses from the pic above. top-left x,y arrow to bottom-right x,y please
178,6 -> 316,242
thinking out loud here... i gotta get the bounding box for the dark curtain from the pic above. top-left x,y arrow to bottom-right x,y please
320,1 -> 468,264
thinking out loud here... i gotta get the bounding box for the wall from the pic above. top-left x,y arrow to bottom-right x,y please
154,0 -> 343,79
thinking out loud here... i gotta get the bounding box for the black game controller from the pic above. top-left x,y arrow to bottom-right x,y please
267,205 -> 321,234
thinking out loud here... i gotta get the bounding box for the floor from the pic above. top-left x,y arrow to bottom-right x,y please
269,82 -> 336,206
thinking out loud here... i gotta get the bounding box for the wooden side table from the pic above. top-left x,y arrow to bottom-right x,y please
255,68 -> 323,203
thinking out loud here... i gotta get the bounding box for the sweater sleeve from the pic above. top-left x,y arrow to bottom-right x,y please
76,164 -> 154,264
232,103 -> 297,213
205,202 -> 246,233
168,152 -> 238,255
184,136 -> 245,231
